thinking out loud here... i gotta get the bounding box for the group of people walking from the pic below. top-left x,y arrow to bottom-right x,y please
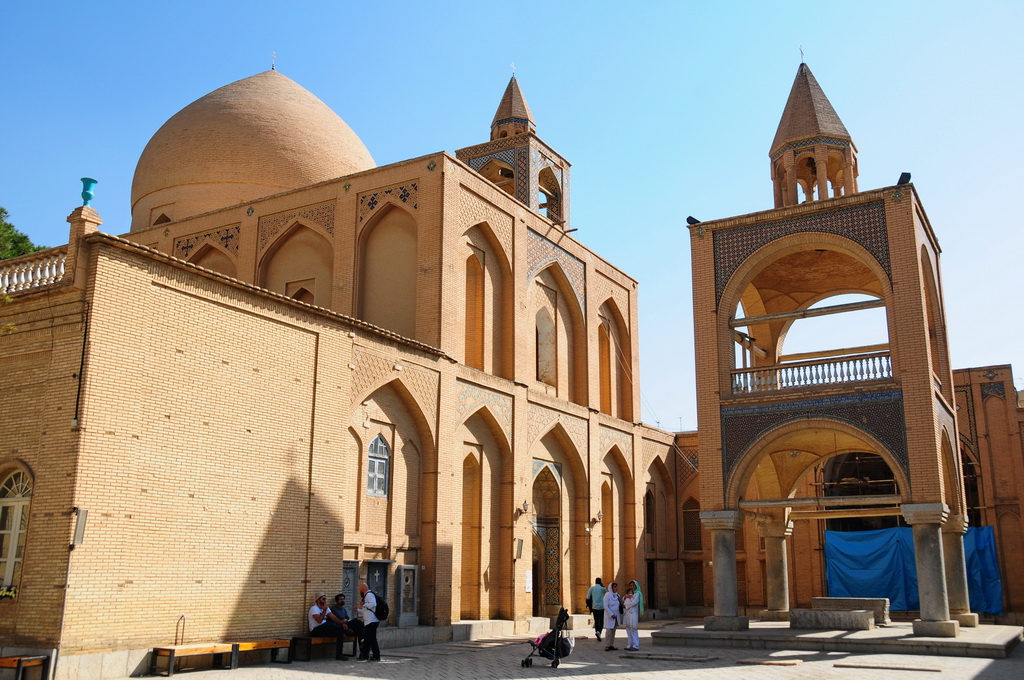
308,583 -> 382,661
585,577 -> 644,651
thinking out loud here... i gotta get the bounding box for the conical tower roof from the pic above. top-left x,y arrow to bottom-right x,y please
491,75 -> 535,130
771,63 -> 851,153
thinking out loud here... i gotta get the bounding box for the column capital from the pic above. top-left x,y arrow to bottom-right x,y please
902,502 -> 949,525
942,513 -> 969,534
700,510 -> 744,532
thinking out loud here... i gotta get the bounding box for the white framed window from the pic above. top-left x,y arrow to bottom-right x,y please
367,435 -> 390,497
0,471 -> 31,593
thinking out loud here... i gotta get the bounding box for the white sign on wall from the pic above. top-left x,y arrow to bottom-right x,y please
525,570 -> 532,593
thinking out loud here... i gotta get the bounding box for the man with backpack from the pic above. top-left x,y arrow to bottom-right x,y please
355,583 -> 385,662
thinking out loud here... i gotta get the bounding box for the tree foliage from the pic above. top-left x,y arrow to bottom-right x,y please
1,206 -> 46,260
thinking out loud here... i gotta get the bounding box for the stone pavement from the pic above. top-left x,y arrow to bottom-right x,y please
128,626 -> 1024,680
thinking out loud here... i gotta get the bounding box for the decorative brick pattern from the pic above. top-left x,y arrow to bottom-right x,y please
467,149 -> 516,173
455,382 -> 512,441
457,190 -> 514,260
599,424 -> 632,458
954,385 -> 977,456
527,230 -> 587,314
533,518 -> 561,605
720,390 -> 908,484
713,200 -> 890,305
357,183 -> 418,223
770,135 -> 853,161
351,348 -> 439,438
174,225 -> 240,260
257,201 -> 336,251
527,403 -> 588,457
981,381 -> 1006,400
517,147 -> 531,206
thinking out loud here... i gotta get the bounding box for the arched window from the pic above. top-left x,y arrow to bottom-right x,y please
367,435 -> 391,498
0,471 -> 31,593
535,307 -> 557,386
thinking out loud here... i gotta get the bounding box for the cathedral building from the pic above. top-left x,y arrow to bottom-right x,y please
1,64 -> 1022,677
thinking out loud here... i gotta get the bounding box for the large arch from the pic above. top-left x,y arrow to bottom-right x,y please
725,418 -> 911,509
600,445 -> 634,583
596,298 -> 633,421
462,223 -> 513,379
528,422 -> 590,614
258,222 -> 333,307
357,205 -> 418,338
188,243 -> 237,279
455,406 -> 513,620
530,263 -> 588,406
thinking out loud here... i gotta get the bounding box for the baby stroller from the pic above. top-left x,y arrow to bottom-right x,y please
522,607 -> 575,668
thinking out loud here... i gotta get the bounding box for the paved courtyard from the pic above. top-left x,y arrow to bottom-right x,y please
131,626 -> 1024,680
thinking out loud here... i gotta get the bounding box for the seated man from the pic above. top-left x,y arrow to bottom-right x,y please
307,591 -> 348,660
327,593 -> 364,650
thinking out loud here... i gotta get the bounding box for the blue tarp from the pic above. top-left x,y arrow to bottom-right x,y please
824,526 -> 1003,615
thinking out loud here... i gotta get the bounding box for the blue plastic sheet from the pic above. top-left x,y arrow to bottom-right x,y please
824,527 -> 1002,615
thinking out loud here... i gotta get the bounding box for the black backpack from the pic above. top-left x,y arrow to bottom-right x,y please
371,592 -> 389,620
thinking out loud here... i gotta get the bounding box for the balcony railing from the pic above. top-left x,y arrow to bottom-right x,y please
0,247 -> 67,295
731,351 -> 892,394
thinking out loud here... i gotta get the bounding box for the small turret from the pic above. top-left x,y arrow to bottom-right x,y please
770,63 -> 858,207
490,76 -> 536,140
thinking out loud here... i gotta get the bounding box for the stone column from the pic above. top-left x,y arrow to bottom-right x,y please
784,152 -> 798,207
700,510 -> 748,631
756,518 -> 793,621
814,145 -> 830,200
942,514 -> 979,627
902,503 -> 959,637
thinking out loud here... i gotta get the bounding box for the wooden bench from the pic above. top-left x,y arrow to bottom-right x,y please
811,597 -> 891,625
0,656 -> 49,680
150,643 -> 233,677
289,635 -> 358,661
229,639 -> 291,668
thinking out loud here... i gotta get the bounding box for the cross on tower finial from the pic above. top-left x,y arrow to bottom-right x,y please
510,61 -> 516,75
272,51 -> 277,71
799,44 -> 804,64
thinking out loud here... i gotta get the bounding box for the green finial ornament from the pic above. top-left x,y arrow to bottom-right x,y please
81,178 -> 98,207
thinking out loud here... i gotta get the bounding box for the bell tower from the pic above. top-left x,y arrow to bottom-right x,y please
770,63 -> 858,207
690,64 -> 973,638
455,76 -> 572,229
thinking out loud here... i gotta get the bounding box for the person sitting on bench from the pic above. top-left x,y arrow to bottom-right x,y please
308,591 -> 348,660
328,593 -> 363,649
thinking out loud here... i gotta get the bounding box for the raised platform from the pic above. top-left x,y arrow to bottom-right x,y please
650,619 -> 1023,659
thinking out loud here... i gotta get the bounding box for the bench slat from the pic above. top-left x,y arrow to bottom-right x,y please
0,656 -> 47,668
233,639 -> 291,652
153,644 -> 233,656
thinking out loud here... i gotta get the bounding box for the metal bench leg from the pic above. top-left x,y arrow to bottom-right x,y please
166,650 -> 176,678
230,644 -> 240,670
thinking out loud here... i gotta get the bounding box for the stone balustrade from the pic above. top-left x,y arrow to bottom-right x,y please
731,351 -> 892,394
0,247 -> 67,294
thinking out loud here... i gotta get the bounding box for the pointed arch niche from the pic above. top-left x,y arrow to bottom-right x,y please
462,224 -> 512,378
456,407 -> 513,621
188,243 -> 237,279
359,205 -> 418,338
597,299 -> 633,420
600,446 -> 633,583
530,265 -> 587,406
258,223 -> 333,307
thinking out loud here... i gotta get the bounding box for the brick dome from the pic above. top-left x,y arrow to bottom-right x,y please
130,70 -> 374,232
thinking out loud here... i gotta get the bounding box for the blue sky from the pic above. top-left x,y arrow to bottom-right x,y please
3,1 -> 1023,429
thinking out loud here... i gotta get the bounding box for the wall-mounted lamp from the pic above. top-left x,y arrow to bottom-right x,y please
597,510 -> 604,522
586,512 -> 603,532
514,500 -> 530,520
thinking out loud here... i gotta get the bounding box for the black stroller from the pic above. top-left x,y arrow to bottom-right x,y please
522,607 -> 575,668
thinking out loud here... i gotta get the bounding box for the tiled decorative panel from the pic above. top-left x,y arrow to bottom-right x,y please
175,225 -> 240,260
720,390 -> 907,484
713,201 -> 889,306
980,381 -> 1006,400
455,381 -> 512,441
258,201 -> 336,251
357,183 -> 419,224
527,230 -> 586,314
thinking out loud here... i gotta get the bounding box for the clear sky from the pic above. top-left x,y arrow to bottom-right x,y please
3,1 -> 1022,430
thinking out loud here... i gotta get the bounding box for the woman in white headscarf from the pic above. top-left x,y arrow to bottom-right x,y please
622,579 -> 644,651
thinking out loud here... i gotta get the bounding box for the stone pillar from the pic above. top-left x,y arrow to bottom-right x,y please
64,205 -> 102,289
814,145 -> 829,201
902,503 -> 959,637
756,518 -> 793,621
771,161 -> 783,208
700,510 -> 748,631
843,147 -> 857,195
942,514 -> 979,627
784,152 -> 798,207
